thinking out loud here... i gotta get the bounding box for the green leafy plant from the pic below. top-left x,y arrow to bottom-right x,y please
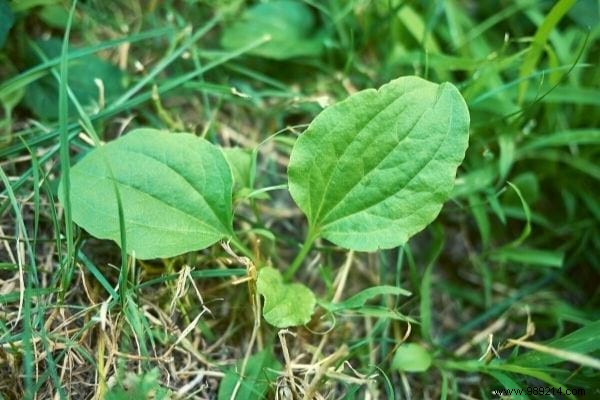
257,266 -> 316,328
287,76 -> 469,254
60,129 -> 234,259
24,38 -> 124,119
4,1 -> 599,398
62,75 -> 470,329
218,349 -> 281,399
105,368 -> 171,400
220,0 -> 325,60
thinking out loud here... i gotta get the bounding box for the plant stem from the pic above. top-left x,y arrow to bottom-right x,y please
284,229 -> 318,280
229,235 -> 255,262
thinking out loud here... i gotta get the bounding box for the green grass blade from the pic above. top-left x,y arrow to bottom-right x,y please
517,0 -> 577,103
57,0 -> 77,299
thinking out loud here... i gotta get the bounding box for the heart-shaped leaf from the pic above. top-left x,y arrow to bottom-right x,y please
61,129 -> 234,259
257,267 -> 316,328
220,0 -> 324,60
288,76 -> 470,251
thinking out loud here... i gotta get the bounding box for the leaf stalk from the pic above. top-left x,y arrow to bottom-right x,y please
284,228 -> 318,280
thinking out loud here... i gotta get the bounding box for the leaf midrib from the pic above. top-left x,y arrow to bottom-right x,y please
310,85 -> 423,224
75,168 -> 225,236
74,194 -> 218,235
319,95 -> 432,225
118,146 -> 232,234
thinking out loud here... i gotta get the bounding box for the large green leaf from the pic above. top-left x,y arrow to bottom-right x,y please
257,267 -> 316,328
61,129 -> 234,259
288,76 -> 470,251
220,0 -> 323,60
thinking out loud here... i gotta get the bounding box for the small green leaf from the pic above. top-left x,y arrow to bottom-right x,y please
257,267 -> 316,328
288,76 -> 470,251
223,147 -> 253,192
0,0 -> 13,49
220,0 -> 323,60
323,285 -> 411,312
105,368 -> 171,400
218,349 -> 281,400
61,129 -> 234,259
38,4 -> 80,30
24,38 -> 124,119
392,343 -> 432,373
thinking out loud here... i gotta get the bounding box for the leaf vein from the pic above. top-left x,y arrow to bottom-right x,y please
323,88 -> 455,228
312,86 -> 421,222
